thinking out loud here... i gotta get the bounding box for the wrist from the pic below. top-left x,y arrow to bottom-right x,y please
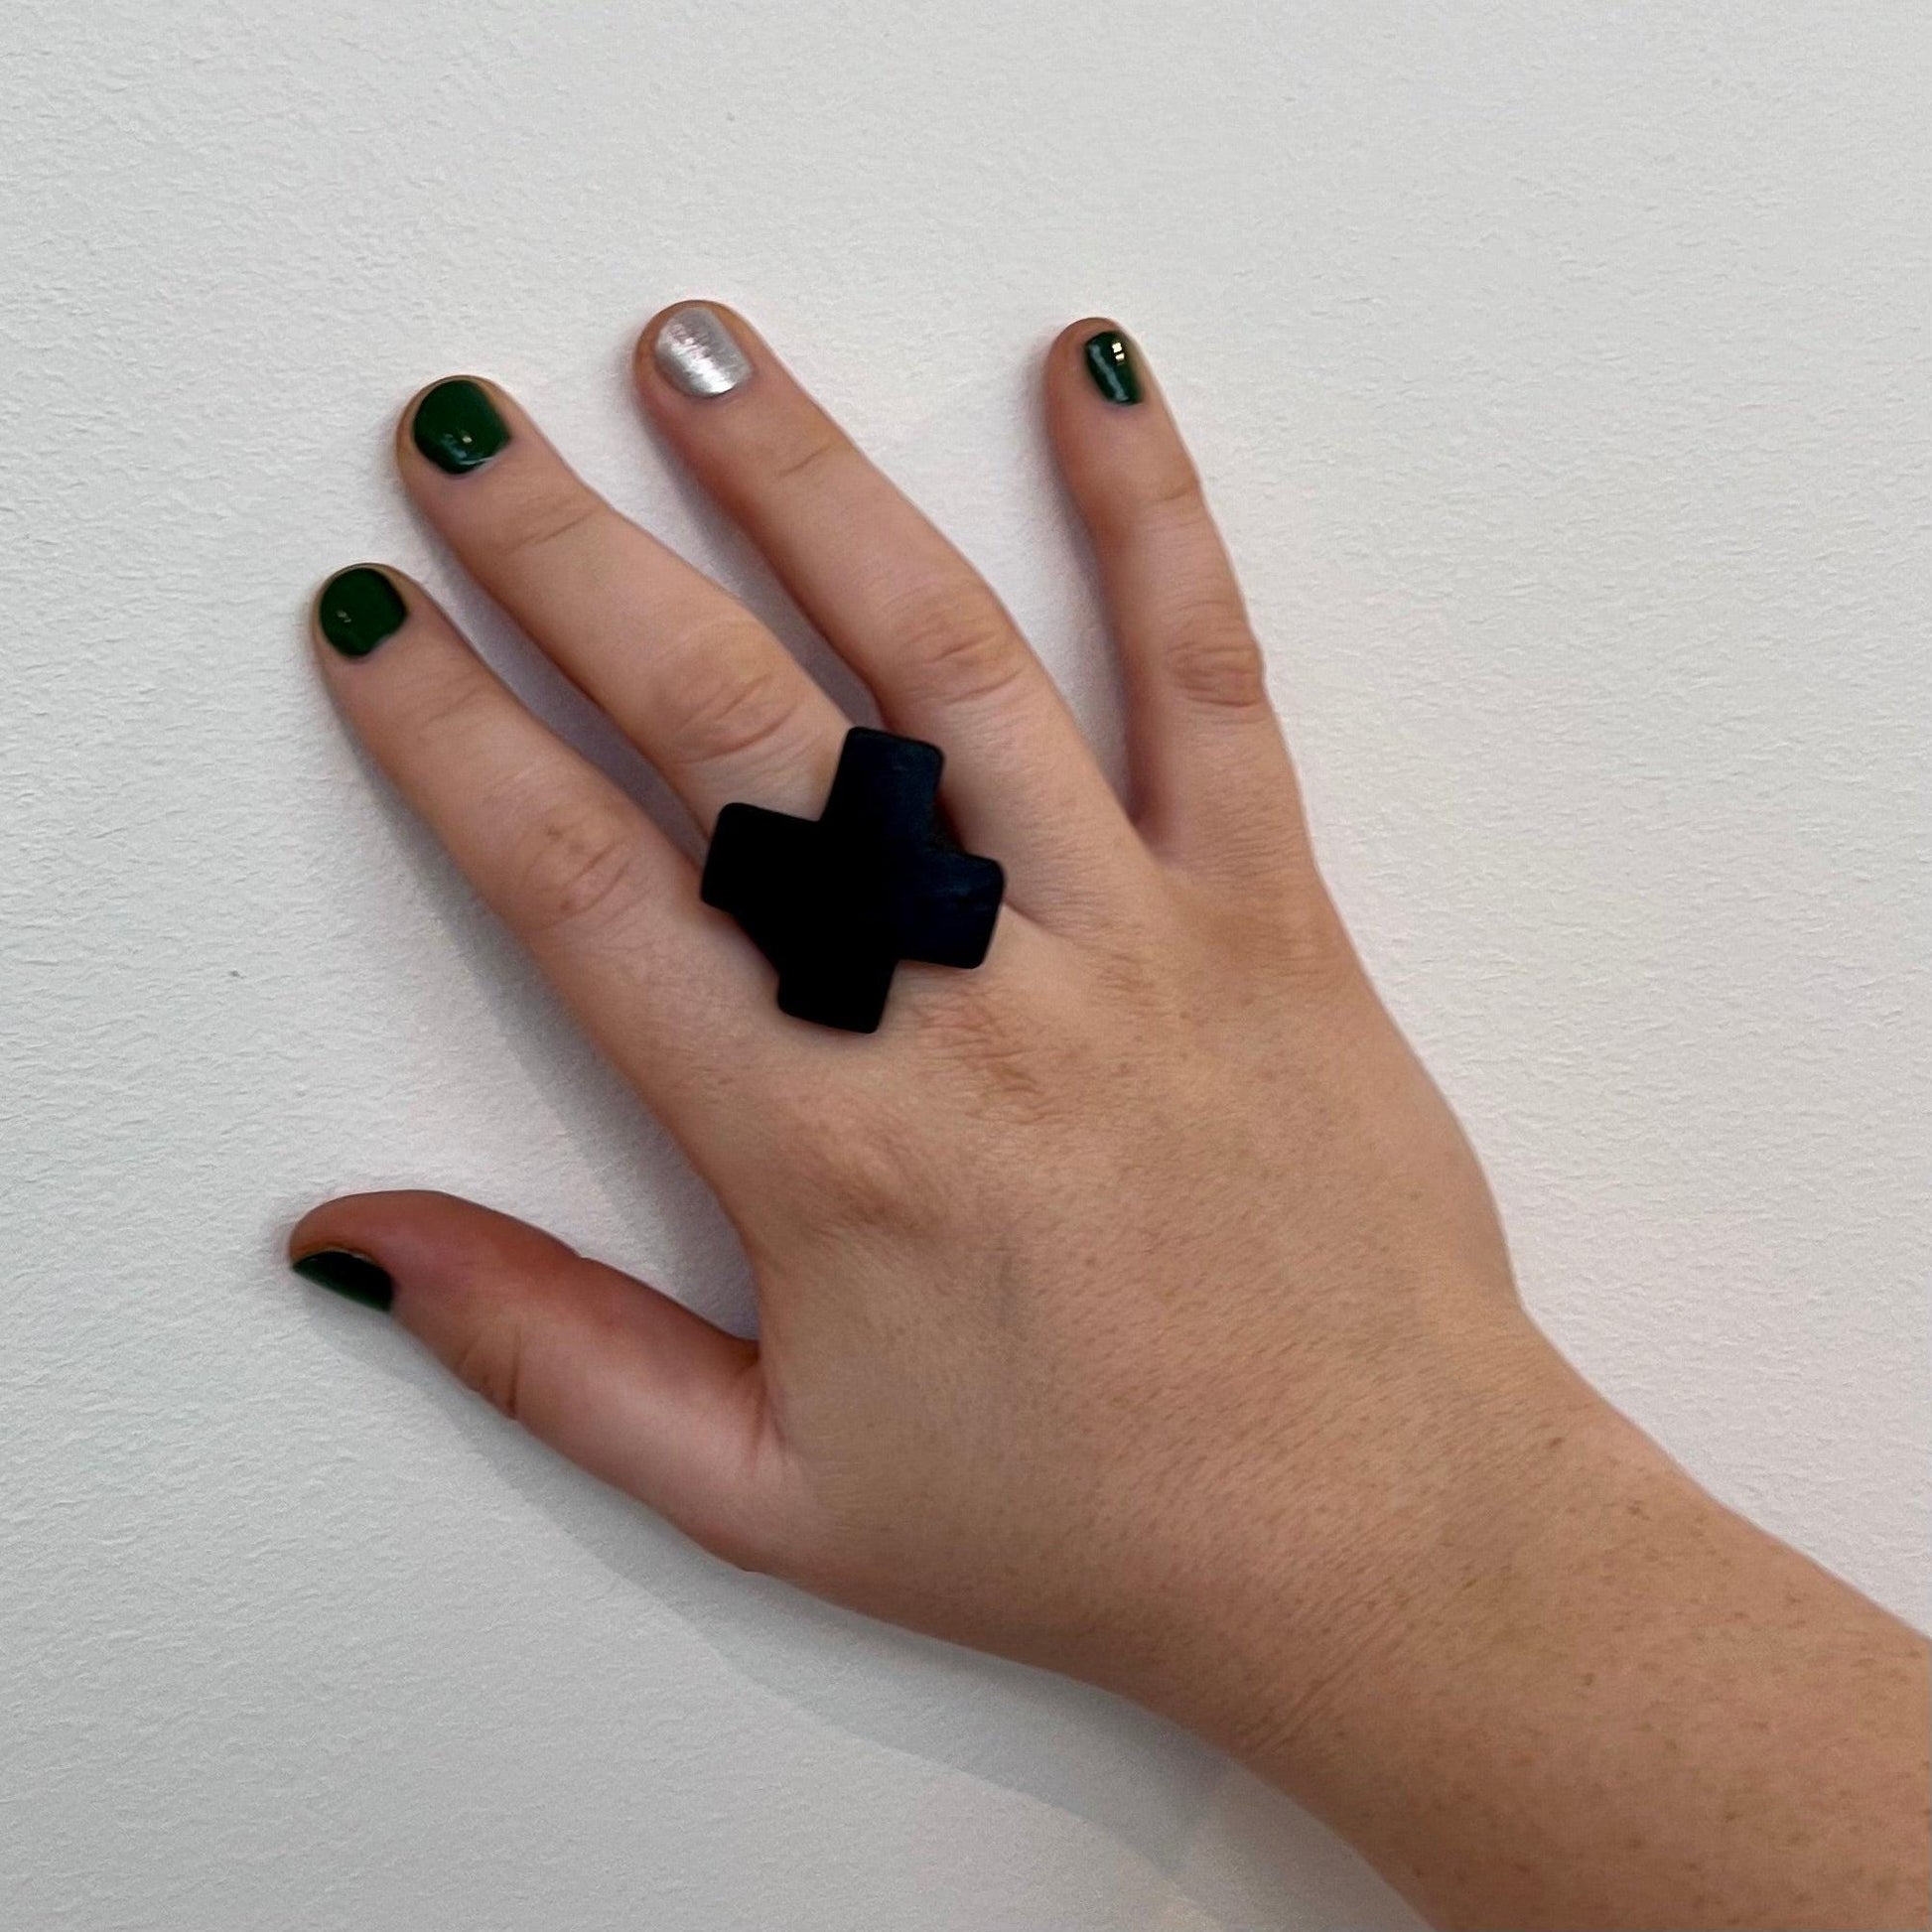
1130,1327 -> 1929,1932
1096,1313 -> 1626,1769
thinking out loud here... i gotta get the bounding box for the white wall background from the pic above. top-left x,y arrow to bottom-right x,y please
3,2 -> 1926,1926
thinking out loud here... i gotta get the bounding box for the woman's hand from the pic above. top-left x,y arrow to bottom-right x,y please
297,306 -> 1539,1695
292,308 -> 1929,1932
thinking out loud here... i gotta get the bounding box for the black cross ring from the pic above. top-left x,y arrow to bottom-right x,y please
700,728 -> 1006,1034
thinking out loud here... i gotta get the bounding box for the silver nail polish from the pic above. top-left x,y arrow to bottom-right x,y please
653,305 -> 752,398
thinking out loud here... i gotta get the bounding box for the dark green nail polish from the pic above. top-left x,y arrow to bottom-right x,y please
1082,330 -> 1143,406
317,567 -> 407,658
292,1248 -> 394,1312
412,378 -> 509,474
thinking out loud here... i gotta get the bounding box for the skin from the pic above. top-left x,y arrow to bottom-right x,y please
292,308 -> 1930,1931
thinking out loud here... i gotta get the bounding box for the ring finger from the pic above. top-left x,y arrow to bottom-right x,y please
632,305 -> 1146,921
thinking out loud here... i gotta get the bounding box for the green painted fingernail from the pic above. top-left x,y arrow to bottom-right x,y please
317,567 -> 407,658
292,1248 -> 394,1312
1082,330 -> 1143,406
412,377 -> 509,474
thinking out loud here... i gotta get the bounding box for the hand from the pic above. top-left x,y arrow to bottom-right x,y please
297,304 -> 1541,1687
293,308 -> 1928,1932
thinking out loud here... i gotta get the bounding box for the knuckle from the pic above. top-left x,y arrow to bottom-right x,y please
1191,870 -> 1354,989
765,428 -> 847,488
508,793 -> 649,937
665,625 -> 803,767
1163,604 -> 1269,712
1091,458 -> 1203,540
884,583 -> 1030,708
402,666 -> 504,753
1265,888 -> 1358,985
493,483 -> 607,567
450,1311 -> 529,1423
1132,461 -> 1206,522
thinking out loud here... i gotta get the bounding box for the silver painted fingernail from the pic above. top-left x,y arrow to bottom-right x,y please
653,305 -> 753,398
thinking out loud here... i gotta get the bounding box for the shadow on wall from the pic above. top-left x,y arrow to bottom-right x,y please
293,538 -> 1419,1932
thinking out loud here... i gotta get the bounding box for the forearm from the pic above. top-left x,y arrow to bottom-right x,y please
1149,1353 -> 1930,1930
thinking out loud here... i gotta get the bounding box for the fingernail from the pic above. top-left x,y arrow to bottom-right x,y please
317,567 -> 408,659
653,305 -> 753,398
292,1248 -> 394,1312
411,377 -> 509,474
1082,329 -> 1143,406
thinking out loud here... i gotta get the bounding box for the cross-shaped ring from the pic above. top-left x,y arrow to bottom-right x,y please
700,728 -> 1006,1034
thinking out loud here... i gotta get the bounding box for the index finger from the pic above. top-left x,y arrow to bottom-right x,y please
309,563 -> 793,1140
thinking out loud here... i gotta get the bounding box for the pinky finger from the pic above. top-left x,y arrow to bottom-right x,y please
1045,321 -> 1310,885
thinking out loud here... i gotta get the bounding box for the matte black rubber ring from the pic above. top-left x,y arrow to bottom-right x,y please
700,727 -> 1006,1035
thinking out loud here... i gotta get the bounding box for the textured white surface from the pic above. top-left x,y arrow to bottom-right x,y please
2,2 -> 1926,1926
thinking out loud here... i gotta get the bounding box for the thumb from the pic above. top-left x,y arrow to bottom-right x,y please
288,1188 -> 785,1572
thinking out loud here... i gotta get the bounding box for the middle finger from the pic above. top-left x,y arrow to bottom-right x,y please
398,375 -> 849,831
